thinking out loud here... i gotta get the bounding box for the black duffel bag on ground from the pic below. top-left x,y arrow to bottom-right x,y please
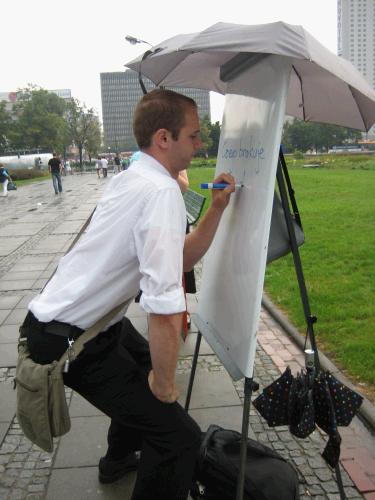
191,425 -> 300,500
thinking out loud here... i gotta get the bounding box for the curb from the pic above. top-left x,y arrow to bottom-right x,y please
261,293 -> 375,433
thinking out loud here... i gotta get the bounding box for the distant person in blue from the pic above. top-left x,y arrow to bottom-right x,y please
130,151 -> 141,164
0,164 -> 10,197
121,156 -> 130,171
48,153 -> 63,194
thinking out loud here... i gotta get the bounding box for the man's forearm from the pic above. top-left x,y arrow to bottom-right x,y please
183,205 -> 224,271
148,312 -> 183,402
183,172 -> 235,271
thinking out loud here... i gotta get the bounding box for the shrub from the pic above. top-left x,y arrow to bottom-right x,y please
8,168 -> 47,181
293,150 -> 305,160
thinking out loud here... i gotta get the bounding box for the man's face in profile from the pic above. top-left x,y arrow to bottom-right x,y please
168,106 -> 202,173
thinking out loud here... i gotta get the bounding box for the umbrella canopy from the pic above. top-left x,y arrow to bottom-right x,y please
125,21 -> 375,131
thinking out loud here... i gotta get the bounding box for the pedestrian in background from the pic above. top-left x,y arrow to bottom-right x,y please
101,156 -> 108,178
48,153 -> 63,194
95,157 -> 102,179
121,156 -> 130,171
0,164 -> 11,197
114,154 -> 121,174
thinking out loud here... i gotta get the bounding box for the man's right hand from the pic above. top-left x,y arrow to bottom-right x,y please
148,369 -> 179,403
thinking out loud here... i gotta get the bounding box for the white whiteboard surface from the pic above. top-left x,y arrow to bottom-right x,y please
195,56 -> 291,380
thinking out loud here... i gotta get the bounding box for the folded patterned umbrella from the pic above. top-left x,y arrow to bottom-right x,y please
253,367 -> 363,467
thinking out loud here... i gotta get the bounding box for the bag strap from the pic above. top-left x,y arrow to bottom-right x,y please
44,206 -> 130,369
41,206 -> 96,293
56,298 -> 131,370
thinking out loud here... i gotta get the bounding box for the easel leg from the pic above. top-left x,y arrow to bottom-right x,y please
236,377 -> 254,500
277,150 -> 346,500
185,331 -> 202,411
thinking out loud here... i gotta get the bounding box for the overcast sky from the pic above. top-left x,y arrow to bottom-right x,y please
1,0 -> 337,123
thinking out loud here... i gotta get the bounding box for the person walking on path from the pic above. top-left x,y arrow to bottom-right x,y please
48,153 -> 63,194
114,154 -> 121,174
21,89 -> 235,500
101,156 -> 109,178
95,157 -> 102,178
0,163 -> 11,197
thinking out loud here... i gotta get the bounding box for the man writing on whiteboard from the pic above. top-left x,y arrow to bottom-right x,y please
23,89 -> 235,499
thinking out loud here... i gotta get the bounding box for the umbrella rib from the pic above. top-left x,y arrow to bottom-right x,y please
347,85 -> 368,131
292,65 -> 306,121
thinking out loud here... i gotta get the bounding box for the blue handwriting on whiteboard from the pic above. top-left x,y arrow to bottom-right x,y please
221,138 -> 265,162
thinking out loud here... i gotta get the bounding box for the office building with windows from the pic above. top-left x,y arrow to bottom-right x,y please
100,70 -> 211,151
338,0 -> 375,88
338,0 -> 375,134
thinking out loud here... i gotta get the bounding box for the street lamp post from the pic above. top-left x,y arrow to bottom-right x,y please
125,35 -> 154,95
125,35 -> 152,47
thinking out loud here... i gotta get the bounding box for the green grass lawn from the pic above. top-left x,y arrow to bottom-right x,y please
188,160 -> 375,390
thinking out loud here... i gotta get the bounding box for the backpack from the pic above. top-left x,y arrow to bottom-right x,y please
191,425 -> 300,500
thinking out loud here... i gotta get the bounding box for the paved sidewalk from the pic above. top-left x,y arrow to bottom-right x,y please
0,174 -> 374,499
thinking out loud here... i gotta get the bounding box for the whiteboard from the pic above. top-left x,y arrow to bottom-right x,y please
195,55 -> 291,380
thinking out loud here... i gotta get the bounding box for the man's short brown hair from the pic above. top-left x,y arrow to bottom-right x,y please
133,89 -> 197,149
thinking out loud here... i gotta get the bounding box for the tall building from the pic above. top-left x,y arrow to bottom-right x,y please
338,0 -> 375,136
100,70 -> 211,151
337,0 -> 375,97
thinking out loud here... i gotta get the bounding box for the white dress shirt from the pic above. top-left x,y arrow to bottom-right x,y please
29,153 -> 187,329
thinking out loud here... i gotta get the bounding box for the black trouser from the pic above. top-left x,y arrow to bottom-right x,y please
23,312 -> 201,500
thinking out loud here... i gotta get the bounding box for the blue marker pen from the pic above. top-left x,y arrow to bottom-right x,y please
200,183 -> 243,189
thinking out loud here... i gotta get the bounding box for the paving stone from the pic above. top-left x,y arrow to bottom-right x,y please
69,393 -> 104,418
315,467 -> 335,481
46,466 -> 136,500
176,369 -> 241,409
0,343 -> 17,367
0,324 -> 22,343
1,271 -> 42,281
0,237 -> 29,257
54,416 -> 110,468
0,280 -> 36,292
0,383 -> 16,423
0,297 -> 21,310
2,308 -> 28,325
189,406 -> 256,438
342,459 -> 375,493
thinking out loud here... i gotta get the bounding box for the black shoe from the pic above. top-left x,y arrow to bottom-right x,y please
98,451 -> 140,484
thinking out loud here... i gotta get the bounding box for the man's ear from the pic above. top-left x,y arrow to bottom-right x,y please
153,128 -> 170,150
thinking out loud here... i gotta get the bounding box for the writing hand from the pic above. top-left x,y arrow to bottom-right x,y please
211,172 -> 236,211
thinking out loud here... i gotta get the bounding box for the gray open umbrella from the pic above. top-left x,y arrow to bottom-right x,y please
125,21 -> 375,131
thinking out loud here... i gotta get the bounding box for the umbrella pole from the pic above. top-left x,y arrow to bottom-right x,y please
276,148 -> 347,500
276,151 -> 320,369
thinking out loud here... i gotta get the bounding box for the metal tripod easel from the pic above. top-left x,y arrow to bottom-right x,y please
185,147 -> 347,500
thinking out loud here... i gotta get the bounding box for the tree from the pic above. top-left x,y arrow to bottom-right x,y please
85,119 -> 102,161
0,102 -> 13,153
208,121 -> 221,156
65,100 -> 101,167
282,118 -> 362,153
12,86 -> 67,152
197,115 -> 213,156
